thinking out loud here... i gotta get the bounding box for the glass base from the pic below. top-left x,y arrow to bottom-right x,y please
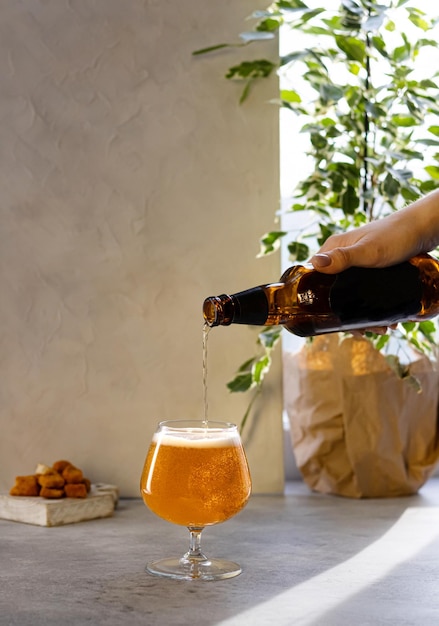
146,555 -> 242,581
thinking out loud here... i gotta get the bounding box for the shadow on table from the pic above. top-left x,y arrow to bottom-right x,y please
96,485 -> 439,625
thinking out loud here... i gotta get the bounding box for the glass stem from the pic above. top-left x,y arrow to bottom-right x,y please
187,527 -> 207,561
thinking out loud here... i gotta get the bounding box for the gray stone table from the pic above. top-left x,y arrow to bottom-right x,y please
2,479 -> 439,626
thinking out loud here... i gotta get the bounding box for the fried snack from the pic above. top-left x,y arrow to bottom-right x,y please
62,466 -> 83,484
40,487 -> 64,499
52,460 -> 73,474
9,460 -> 92,500
37,472 -> 65,489
9,475 -> 40,497
35,463 -> 53,475
64,483 -> 87,498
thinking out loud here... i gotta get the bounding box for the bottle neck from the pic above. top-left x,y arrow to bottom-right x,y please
203,295 -> 234,326
203,287 -> 269,326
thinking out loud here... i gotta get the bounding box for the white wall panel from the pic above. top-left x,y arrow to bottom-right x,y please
0,0 -> 284,495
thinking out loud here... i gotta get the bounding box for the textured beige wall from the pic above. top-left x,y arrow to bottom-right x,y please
0,0 -> 284,495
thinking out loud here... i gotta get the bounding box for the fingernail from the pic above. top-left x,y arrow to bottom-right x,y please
312,253 -> 332,268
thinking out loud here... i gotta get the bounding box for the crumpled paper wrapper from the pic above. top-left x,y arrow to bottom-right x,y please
284,335 -> 439,498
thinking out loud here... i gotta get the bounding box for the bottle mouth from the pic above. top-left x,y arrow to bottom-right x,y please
203,295 -> 233,326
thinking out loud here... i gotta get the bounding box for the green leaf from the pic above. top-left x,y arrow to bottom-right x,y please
401,187 -> 422,202
385,18 -> 395,32
310,132 -> 327,149
420,180 -> 439,194
383,173 -> 400,198
417,139 -> 439,147
251,10 -> 275,19
258,327 -> 282,350
330,171 -> 344,193
393,44 -> 410,62
237,357 -> 256,373
320,83 -> 344,103
339,0 -> 361,14
239,31 -> 276,42
277,0 -> 308,9
385,354 -> 405,378
366,102 -> 387,118
318,222 -> 340,245
227,373 -> 253,393
408,13 -> 430,32
374,334 -> 390,351
419,320 -> 436,334
390,167 -> 419,183
425,166 -> 439,180
401,321 -> 416,332
280,50 -> 310,66
256,18 -> 282,33
391,115 -> 418,127
415,38 -> 439,50
293,7 -> 324,24
335,35 -> 366,63
405,376 -> 422,394
418,320 -> 437,342
288,241 -> 310,261
348,61 -> 361,76
364,14 -> 386,32
321,117 -> 336,127
280,89 -> 301,103
258,230 -> 288,256
382,364 -> 422,393
371,35 -> 388,57
225,59 -> 276,80
252,355 -> 271,385
342,185 -> 359,214
418,79 -> 438,90
428,126 -> 439,137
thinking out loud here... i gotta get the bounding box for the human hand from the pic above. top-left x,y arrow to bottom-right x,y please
310,190 -> 439,274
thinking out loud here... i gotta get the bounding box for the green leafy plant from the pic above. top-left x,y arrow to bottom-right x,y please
195,1 -> 439,425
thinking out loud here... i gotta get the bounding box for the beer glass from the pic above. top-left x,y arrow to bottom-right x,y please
140,420 -> 252,581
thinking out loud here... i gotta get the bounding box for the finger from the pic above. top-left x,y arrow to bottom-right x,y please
310,247 -> 358,273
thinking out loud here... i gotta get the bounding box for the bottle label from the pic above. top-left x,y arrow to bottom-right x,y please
298,289 -> 316,305
330,262 -> 422,326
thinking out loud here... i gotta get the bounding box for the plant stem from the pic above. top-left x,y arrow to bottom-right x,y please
362,27 -> 373,220
239,386 -> 262,435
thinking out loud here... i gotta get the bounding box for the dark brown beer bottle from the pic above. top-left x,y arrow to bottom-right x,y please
203,254 -> 439,337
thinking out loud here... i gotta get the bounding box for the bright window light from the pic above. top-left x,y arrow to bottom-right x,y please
216,506 -> 439,626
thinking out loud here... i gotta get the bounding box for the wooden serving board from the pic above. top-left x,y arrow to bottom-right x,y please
0,483 -> 119,527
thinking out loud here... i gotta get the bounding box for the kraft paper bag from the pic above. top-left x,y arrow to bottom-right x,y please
284,335 -> 439,498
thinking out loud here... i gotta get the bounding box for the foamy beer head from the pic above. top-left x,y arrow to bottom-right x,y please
140,421 -> 252,527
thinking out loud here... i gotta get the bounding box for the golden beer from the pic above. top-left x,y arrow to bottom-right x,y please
140,427 -> 251,527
